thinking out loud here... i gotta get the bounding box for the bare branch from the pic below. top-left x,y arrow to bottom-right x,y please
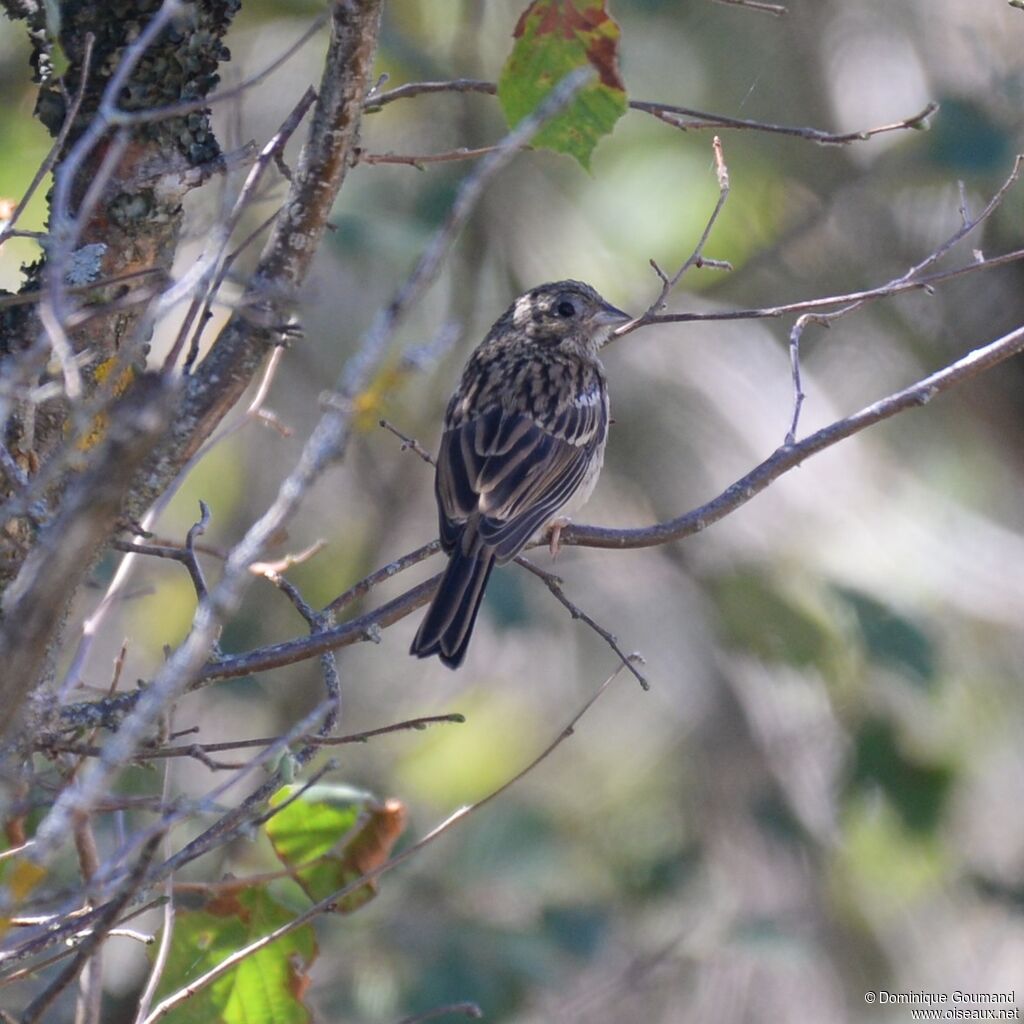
0,268 -> 168,312
131,754 -> 176,1024
0,33 -> 95,248
139,660 -> 633,1023
72,813 -> 103,1024
190,318 -> 1024,681
630,98 -> 938,145
183,502 -> 213,603
516,558 -> 649,690
164,87 -> 319,374
563,321 -> 1024,550
40,713 -> 466,763
711,0 -> 788,15
19,835 -> 161,1024
379,418 -> 436,465
357,145 -> 499,167
363,76 -> 937,147
780,154 -> 1022,440
364,78 -> 496,112
631,246 -> 1024,328
0,376 -> 174,739
616,136 -> 732,338
256,561 -> 341,736
394,1003 -> 484,1024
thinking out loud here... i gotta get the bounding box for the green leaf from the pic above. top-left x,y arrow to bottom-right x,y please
498,0 -> 627,169
267,785 -> 406,912
154,887 -> 316,1024
710,570 -> 835,670
541,904 -> 608,957
849,718 -> 954,834
267,785 -> 369,867
834,587 -> 937,687
836,796 -> 947,916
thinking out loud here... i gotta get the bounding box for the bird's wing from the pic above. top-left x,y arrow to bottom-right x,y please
435,399 -> 604,563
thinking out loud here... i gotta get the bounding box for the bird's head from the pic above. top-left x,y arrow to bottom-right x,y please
508,280 -> 632,350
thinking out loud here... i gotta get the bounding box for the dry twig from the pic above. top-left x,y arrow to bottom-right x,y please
138,659 -> 633,1022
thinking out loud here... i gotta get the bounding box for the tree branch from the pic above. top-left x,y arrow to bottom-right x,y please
138,660 -> 634,1022
188,319 -> 1024,680
132,0 -> 386,511
364,77 -> 936,147
0,376 -> 174,739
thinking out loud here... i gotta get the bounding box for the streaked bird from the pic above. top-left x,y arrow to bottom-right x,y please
411,280 -> 631,668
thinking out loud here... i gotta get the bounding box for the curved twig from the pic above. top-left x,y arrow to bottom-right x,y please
188,319 -> 1024,681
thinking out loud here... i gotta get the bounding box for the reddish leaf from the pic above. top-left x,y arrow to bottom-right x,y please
500,0 -> 627,168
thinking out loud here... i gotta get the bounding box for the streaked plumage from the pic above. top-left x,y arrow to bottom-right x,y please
411,280 -> 631,668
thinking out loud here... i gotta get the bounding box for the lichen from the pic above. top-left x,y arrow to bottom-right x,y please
14,0 -> 241,169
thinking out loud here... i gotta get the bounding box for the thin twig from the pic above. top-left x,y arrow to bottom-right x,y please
179,318 -> 1024,682
0,899 -> 167,985
249,539 -> 325,578
393,1003 -> 484,1024
357,145 -> 498,167
363,78 -> 496,112
711,0 -> 787,15
614,136 -> 731,339
139,661 -> 632,1023
72,814 -> 103,1024
0,268 -> 168,311
379,418 -> 435,465
515,558 -> 649,690
780,153 -> 1023,440
183,501 -> 213,603
626,245 -> 1024,330
0,33 -> 95,248
39,714 -> 466,762
0,842 -> 34,863
19,836 -> 161,1024
256,562 -> 341,736
165,88 -> 318,374
363,76 -> 936,147
132,743 -> 177,1024
630,98 -> 938,145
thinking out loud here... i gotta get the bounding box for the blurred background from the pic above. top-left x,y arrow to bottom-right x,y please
3,0 -> 1024,1020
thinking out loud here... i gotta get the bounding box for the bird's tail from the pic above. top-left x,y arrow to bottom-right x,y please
410,548 -> 496,669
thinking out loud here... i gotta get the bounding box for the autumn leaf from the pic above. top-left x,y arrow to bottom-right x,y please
499,0 -> 627,169
153,887 -> 317,1024
267,784 -> 407,914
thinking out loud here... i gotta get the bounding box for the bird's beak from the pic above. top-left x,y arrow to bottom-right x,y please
591,302 -> 633,327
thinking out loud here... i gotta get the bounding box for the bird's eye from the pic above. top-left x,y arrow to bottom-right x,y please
556,300 -> 576,318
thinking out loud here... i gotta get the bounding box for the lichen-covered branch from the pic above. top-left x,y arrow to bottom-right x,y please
131,0 -> 386,513
0,0 -> 240,589
0,375 -> 174,738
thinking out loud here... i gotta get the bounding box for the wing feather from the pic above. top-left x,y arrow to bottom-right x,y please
435,401 -> 604,565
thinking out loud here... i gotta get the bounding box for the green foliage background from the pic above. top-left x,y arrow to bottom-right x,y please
2,1 -> 1023,1021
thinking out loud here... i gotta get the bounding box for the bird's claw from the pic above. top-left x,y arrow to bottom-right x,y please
548,517 -> 571,558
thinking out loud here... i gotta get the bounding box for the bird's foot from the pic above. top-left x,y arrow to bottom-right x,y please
548,517 -> 571,558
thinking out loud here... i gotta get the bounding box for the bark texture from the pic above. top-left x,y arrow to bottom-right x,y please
0,0 -> 240,589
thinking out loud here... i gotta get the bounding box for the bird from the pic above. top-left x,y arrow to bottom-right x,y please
410,280 -> 632,669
